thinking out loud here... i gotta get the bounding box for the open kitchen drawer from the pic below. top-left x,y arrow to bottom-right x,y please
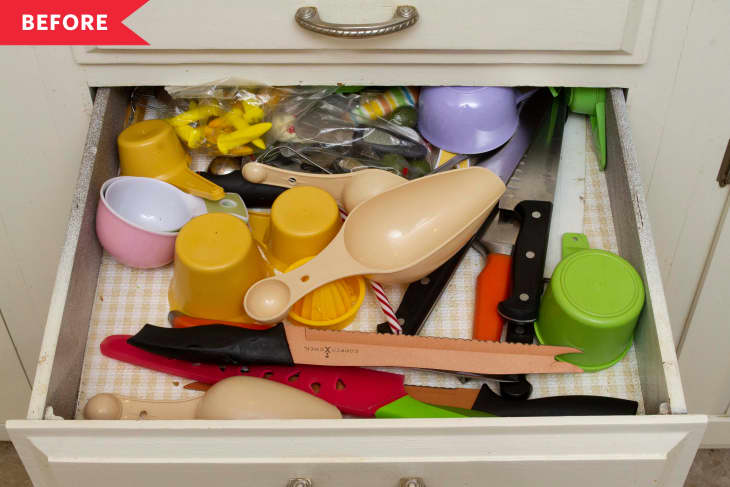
7,87 -> 705,487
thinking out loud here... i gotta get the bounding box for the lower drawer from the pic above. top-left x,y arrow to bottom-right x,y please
8,87 -> 706,487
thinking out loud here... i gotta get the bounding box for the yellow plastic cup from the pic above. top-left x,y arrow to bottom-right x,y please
168,213 -> 271,323
118,120 -> 224,201
265,186 -> 342,271
285,257 -> 366,330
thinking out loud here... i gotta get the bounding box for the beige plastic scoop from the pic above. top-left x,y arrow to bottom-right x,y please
243,161 -> 406,212
244,167 -> 506,323
83,376 -> 342,420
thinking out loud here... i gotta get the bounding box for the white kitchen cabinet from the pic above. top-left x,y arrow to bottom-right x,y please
3,0 -> 728,484
0,311 -> 30,441
645,0 -> 730,447
73,0 -> 658,66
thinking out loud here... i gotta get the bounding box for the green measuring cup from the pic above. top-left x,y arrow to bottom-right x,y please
534,233 -> 645,371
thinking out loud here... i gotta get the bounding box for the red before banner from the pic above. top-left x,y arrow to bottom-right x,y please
0,0 -> 149,45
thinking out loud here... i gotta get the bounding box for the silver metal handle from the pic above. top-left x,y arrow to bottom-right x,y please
295,5 -> 418,38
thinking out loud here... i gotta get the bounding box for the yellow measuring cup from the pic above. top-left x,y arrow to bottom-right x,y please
118,120 -> 224,200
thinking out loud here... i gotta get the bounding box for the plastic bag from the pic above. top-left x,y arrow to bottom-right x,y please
265,87 -> 434,179
132,81 -> 434,177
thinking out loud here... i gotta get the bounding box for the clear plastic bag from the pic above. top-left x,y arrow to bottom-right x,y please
133,81 -> 434,178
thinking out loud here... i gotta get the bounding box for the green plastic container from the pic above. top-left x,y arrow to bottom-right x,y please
567,87 -> 607,170
534,233 -> 645,371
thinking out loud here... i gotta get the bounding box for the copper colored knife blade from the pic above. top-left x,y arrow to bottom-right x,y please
286,325 -> 583,375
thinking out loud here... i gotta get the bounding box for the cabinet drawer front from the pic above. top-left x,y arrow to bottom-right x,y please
73,0 -> 658,67
9,417 -> 705,487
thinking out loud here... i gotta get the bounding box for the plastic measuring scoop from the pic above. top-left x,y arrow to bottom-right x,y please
567,88 -> 607,170
118,120 -> 225,200
83,376 -> 342,420
104,176 -> 247,233
242,162 -> 406,212
244,167 -> 506,323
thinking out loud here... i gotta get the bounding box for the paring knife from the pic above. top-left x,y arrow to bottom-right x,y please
404,384 -> 638,417
182,378 -> 637,417
102,336 -> 478,418
375,88 -> 555,337
128,323 -> 583,375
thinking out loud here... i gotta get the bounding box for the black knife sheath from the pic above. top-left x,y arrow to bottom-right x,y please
128,324 -> 294,366
473,384 -> 638,417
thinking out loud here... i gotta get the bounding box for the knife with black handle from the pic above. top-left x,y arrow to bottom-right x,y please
497,200 -> 553,325
197,171 -> 287,207
375,231 -> 482,336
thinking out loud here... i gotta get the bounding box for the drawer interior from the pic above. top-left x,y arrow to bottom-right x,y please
35,86 -> 684,421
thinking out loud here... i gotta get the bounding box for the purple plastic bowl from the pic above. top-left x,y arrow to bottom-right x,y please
418,87 -> 529,155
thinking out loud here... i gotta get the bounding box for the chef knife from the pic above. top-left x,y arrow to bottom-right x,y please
404,384 -> 638,417
375,88 -> 555,336
127,323 -> 583,375
496,92 -> 567,326
488,91 -> 567,399
101,336 -> 471,418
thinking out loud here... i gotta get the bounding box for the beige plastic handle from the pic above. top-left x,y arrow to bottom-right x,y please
243,162 -> 354,200
84,393 -> 201,420
245,233 -> 373,323
243,162 -> 406,212
84,377 -> 342,420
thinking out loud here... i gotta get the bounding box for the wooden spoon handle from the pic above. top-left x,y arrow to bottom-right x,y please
84,392 -> 202,420
244,234 -> 372,324
242,162 -> 352,201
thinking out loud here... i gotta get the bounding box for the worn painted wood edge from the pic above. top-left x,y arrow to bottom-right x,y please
606,88 -> 687,415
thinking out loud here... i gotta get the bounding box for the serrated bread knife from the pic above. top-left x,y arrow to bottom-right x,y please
128,323 -> 583,375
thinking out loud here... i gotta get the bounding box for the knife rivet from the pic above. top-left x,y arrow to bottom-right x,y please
526,251 -> 535,259
519,293 -> 530,301
420,277 -> 431,285
532,211 -> 542,219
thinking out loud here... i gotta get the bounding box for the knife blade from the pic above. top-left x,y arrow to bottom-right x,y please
128,323 -> 583,375
375,88 -> 555,337
404,384 -> 638,417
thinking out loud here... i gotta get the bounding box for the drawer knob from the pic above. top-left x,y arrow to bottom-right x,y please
400,478 -> 426,487
295,5 -> 419,38
287,479 -> 312,487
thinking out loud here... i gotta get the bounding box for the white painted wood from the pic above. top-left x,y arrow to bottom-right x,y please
0,47 -> 92,381
0,312 -> 31,441
644,0 -> 730,342
73,0 -> 658,64
678,196 -> 730,416
7,416 -> 706,487
701,416 -> 730,449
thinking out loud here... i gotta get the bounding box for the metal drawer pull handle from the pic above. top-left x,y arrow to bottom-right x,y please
287,479 -> 312,487
401,479 -> 426,487
295,5 -> 418,38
